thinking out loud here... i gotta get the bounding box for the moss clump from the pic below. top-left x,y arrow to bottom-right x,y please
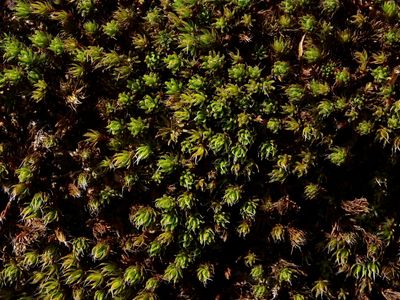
2,0 -> 400,299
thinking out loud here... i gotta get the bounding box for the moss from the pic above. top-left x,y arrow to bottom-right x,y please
1,0 -> 400,299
